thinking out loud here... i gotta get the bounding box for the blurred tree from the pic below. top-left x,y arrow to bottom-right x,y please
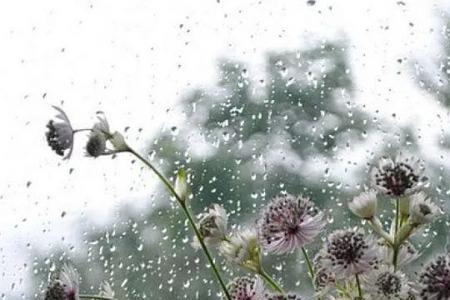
32,41 -> 387,299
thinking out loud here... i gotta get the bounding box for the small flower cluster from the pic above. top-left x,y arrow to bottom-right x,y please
44,108 -> 450,300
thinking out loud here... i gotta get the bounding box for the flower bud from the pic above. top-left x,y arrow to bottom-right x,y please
174,169 -> 189,202
348,190 -> 378,220
409,192 -> 441,225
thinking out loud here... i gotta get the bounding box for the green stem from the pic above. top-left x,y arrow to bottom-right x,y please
301,247 -> 315,283
127,148 -> 232,300
368,217 -> 394,246
355,273 -> 363,300
393,198 -> 400,270
79,295 -> 113,300
259,268 -> 285,294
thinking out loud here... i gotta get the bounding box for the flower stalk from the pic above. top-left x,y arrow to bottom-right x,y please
126,147 -> 232,300
258,268 -> 285,294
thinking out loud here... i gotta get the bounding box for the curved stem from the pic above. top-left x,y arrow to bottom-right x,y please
259,268 -> 285,294
355,273 -> 363,300
301,247 -> 315,283
73,128 -> 93,133
126,148 -> 232,300
79,295 -> 113,300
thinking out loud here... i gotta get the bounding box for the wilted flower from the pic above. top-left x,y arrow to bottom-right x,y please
192,204 -> 228,249
418,254 -> 450,300
219,228 -> 261,272
370,154 -> 425,197
85,114 -> 110,157
227,276 -> 266,300
258,194 -> 325,254
319,229 -> 379,278
46,106 -> 75,159
348,190 -> 378,220
45,264 -> 79,300
408,192 -> 441,225
363,266 -> 410,299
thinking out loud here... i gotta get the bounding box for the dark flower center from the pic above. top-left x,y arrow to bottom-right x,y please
376,272 -> 401,295
375,162 -> 419,196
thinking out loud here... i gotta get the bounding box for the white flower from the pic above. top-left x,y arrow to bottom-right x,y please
227,276 -> 266,300
100,282 -> 114,299
45,264 -> 80,300
86,113 -> 110,157
46,106 -> 75,159
408,192 -> 441,225
258,194 -> 325,254
370,154 -> 425,197
418,254 -> 450,300
319,229 -> 380,278
363,266 -> 410,300
192,204 -> 228,249
219,228 -> 261,272
348,190 -> 378,219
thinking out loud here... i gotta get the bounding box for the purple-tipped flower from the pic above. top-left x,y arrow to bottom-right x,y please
364,266 -> 410,299
370,154 -> 425,197
418,254 -> 450,300
46,106 -> 75,159
319,229 -> 379,278
227,276 -> 266,300
45,264 -> 79,300
258,194 -> 325,254
85,113 -> 110,158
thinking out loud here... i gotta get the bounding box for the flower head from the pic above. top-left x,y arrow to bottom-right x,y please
364,266 -> 410,299
46,106 -> 75,159
319,229 -> 379,278
418,254 -> 450,300
370,154 -> 425,197
99,282 -> 114,298
408,192 -> 441,225
45,264 -> 79,300
192,204 -> 228,249
227,276 -> 266,300
258,194 -> 325,254
85,114 -> 110,157
348,190 -> 378,219
313,256 -> 336,296
219,228 -> 261,272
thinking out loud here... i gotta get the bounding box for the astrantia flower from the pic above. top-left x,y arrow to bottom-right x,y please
46,106 -> 75,159
418,254 -> 450,300
45,264 -> 79,300
370,154 -> 425,197
227,276 -> 266,300
319,229 -> 379,278
219,228 -> 261,272
258,194 -> 325,254
364,266 -> 410,299
348,190 -> 378,219
192,204 -> 228,250
85,114 -> 110,157
408,192 -> 441,225
99,282 -> 114,298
